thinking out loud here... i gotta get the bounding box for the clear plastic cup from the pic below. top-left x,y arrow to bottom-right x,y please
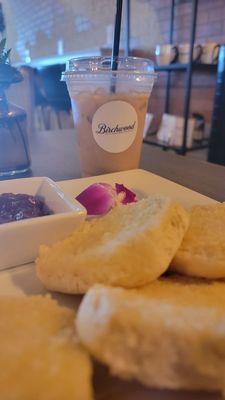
62,56 -> 156,176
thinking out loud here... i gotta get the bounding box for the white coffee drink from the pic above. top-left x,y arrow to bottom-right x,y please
63,57 -> 155,176
71,89 -> 149,176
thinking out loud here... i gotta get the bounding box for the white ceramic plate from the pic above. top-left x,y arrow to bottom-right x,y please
0,168 -> 217,295
0,169 -> 220,400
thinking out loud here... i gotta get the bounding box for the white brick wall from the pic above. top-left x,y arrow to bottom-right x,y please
2,0 -> 162,63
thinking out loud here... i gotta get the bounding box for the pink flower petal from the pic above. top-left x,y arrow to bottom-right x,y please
76,182 -> 137,215
115,183 -> 137,204
76,183 -> 116,215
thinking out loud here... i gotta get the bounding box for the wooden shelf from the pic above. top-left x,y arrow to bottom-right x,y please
155,62 -> 218,72
144,135 -> 209,154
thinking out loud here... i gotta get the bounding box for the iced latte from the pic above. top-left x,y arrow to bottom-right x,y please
62,57 -> 155,176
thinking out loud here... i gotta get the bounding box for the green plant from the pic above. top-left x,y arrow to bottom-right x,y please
0,38 -> 22,88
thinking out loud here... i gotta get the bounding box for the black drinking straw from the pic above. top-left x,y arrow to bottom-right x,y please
111,0 -> 123,92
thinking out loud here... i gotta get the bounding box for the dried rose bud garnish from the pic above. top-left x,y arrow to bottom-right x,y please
115,183 -> 137,205
76,183 -> 137,215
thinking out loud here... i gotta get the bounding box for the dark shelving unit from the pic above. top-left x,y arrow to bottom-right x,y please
208,45 -> 225,165
143,0 -> 215,155
124,0 -> 218,154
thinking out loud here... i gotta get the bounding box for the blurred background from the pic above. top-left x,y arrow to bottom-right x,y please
1,0 -> 225,164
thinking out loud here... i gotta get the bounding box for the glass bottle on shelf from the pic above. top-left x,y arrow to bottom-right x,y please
0,39 -> 31,177
0,98 -> 30,177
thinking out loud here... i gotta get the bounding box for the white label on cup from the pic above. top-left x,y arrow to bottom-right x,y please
92,100 -> 138,153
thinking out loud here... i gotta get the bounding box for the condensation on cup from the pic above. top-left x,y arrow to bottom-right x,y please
62,56 -> 156,177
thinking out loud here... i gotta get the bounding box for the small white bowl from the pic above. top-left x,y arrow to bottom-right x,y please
0,177 -> 86,270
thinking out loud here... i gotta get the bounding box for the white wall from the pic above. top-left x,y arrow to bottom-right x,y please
2,0 -> 162,64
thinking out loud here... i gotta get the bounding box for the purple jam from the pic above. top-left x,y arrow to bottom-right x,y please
0,193 -> 52,224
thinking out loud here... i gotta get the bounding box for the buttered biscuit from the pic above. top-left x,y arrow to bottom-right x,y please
0,295 -> 93,400
77,275 -> 225,393
172,203 -> 225,279
36,196 -> 189,294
